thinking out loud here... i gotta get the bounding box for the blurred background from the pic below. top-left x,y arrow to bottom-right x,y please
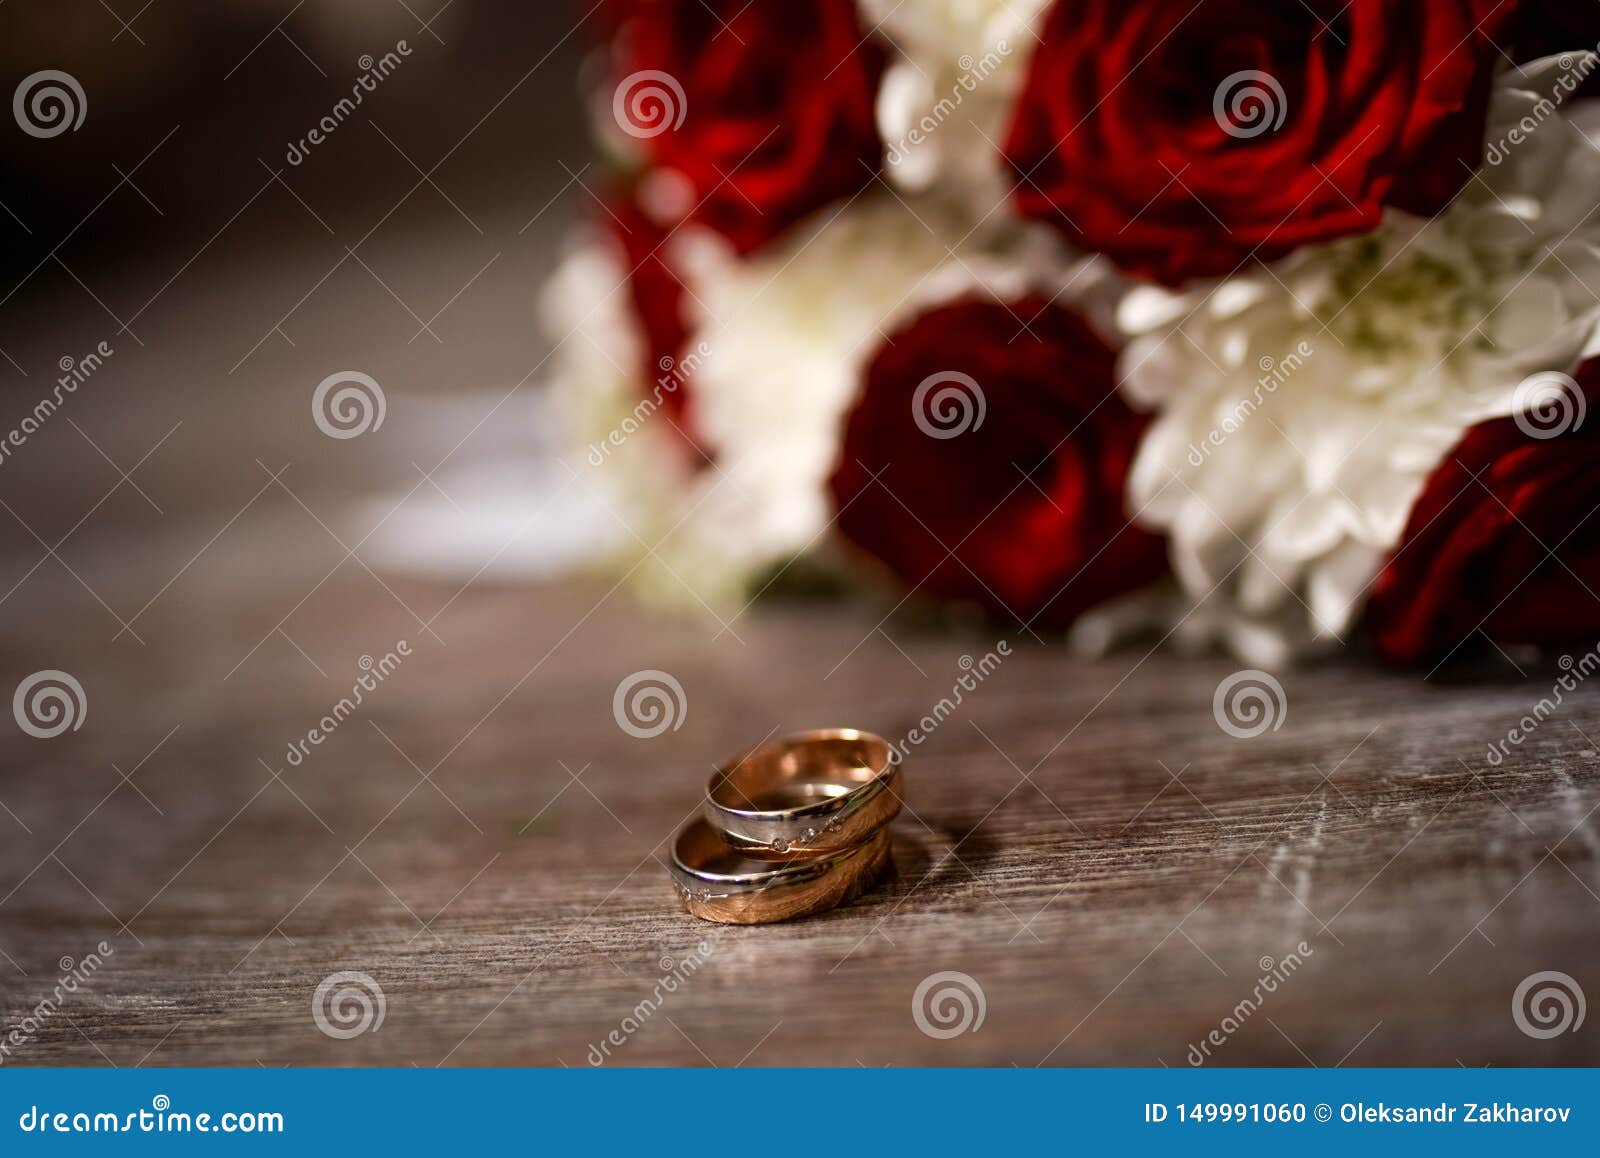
0,3 -> 590,248
0,1 -> 598,590
0,0 -> 650,712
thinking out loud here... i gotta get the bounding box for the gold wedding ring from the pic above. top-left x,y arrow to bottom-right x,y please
669,818 -> 892,925
668,729 -> 902,925
705,729 -> 900,856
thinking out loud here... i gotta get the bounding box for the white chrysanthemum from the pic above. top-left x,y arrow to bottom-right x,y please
861,0 -> 1050,212
1113,64 -> 1600,665
643,196 -> 1089,607
539,225 -> 699,574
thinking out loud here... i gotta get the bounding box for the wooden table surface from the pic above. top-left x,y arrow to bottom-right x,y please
5,491 -> 1599,1066
1,187 -> 1598,1071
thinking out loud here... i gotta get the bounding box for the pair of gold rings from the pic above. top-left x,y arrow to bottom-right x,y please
668,729 -> 902,925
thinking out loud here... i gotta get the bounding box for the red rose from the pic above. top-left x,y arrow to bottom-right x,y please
608,0 -> 885,254
1366,361 -> 1600,666
827,296 -> 1167,627
1002,0 -> 1515,284
604,191 -> 702,455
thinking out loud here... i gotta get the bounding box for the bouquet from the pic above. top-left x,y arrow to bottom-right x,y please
542,0 -> 1600,669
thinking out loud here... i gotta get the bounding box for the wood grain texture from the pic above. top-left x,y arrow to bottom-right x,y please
3,556 -> 1599,1067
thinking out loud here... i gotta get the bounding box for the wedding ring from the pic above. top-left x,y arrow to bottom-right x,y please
669,816 -> 893,925
704,729 -> 900,856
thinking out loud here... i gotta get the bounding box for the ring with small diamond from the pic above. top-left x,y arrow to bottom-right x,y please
666,729 -> 903,924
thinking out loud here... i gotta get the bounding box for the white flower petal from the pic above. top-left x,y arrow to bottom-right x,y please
1114,69 -> 1600,661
